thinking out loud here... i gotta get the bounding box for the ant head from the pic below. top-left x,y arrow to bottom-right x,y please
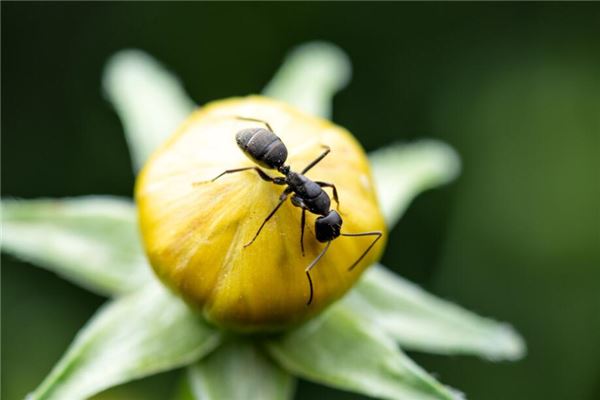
315,210 -> 343,243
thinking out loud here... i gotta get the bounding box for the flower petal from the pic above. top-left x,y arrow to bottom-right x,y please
345,264 -> 526,361
27,281 -> 221,400
103,50 -> 196,171
264,306 -> 461,400
369,140 -> 461,228
1,196 -> 152,296
185,340 -> 295,400
262,42 -> 351,119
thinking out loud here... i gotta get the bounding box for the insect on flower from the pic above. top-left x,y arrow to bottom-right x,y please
136,97 -> 386,331
194,116 -> 383,305
1,45 -> 525,400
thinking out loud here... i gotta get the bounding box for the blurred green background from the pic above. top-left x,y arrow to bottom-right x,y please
2,3 -> 599,400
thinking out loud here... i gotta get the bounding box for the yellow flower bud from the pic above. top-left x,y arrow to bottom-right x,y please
136,96 -> 386,331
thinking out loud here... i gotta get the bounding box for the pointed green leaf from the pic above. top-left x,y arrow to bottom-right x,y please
186,340 -> 295,400
263,42 -> 351,119
369,140 -> 461,228
346,264 -> 525,361
28,281 -> 221,400
265,307 -> 461,400
103,50 -> 196,171
1,196 -> 152,296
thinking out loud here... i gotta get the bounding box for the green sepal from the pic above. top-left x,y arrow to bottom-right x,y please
347,264 -> 526,360
185,339 -> 295,400
262,41 -> 351,119
369,140 -> 461,228
265,306 -> 461,400
103,50 -> 196,171
28,281 -> 221,400
1,196 -> 151,296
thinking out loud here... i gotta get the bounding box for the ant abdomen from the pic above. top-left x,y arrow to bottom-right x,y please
236,128 -> 288,170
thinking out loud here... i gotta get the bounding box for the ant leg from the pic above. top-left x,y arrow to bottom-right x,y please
193,167 -> 284,186
301,145 -> 331,174
193,167 -> 254,185
244,189 -> 292,248
315,181 -> 340,210
341,231 -> 383,271
300,208 -> 306,256
305,241 -> 331,305
253,168 -> 286,185
290,195 -> 308,256
234,116 -> 274,133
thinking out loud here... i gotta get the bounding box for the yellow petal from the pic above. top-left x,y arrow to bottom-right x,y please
136,96 -> 386,331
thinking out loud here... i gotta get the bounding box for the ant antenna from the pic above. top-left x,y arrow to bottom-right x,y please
303,231 -> 381,305
341,231 -> 383,271
305,241 -> 331,305
305,272 -> 314,305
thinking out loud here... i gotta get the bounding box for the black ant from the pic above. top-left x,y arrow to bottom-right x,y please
195,116 -> 382,305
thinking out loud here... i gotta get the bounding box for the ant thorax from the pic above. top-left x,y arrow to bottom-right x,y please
285,171 -> 304,186
287,173 -> 326,200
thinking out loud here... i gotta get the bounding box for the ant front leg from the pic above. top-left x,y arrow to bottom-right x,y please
301,145 -> 331,174
315,181 -> 340,210
244,187 -> 292,248
193,167 -> 285,186
291,195 -> 309,256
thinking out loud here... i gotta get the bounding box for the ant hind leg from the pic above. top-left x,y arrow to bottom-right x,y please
301,145 -> 331,175
193,167 -> 282,186
234,116 -> 274,133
